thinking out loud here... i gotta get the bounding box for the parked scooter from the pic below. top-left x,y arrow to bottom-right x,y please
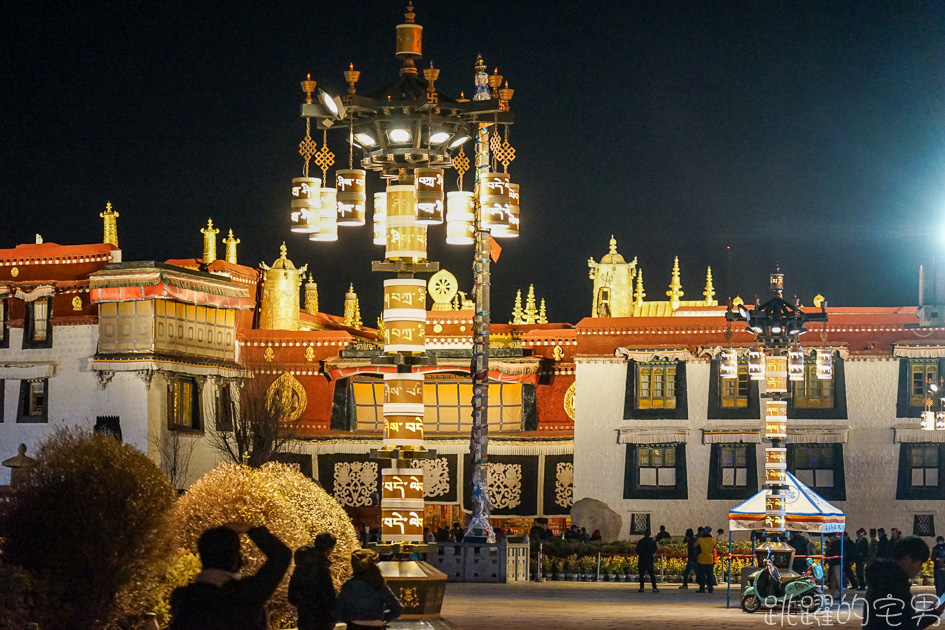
741,556 -> 824,613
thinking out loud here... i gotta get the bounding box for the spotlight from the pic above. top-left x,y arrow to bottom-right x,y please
388,128 -> 411,144
429,131 -> 451,144
354,132 -> 378,147
448,134 -> 470,149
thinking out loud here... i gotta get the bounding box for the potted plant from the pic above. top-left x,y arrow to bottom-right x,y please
564,554 -> 580,581
579,554 -> 597,581
615,555 -> 628,582
601,556 -> 616,581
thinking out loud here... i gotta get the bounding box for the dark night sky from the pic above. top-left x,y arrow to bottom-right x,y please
4,1 -> 945,324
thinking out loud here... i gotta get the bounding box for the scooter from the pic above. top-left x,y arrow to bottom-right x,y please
741,556 -> 825,613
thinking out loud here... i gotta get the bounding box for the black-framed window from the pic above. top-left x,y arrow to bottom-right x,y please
17,379 -> 48,423
897,443 -> 945,500
915,514 -> 936,537
624,361 -> 688,420
788,443 -> 845,501
168,377 -> 201,431
624,443 -> 688,499
707,443 -> 758,500
899,359 -> 944,418
707,359 -> 760,419
629,513 -> 651,536
216,382 -> 235,432
0,297 -> 9,348
0,379 -> 5,422
94,415 -> 122,441
22,297 -> 53,349
787,355 -> 847,420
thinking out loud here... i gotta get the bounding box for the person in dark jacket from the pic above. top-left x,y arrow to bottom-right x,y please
930,536 -> 945,597
679,528 -> 698,589
876,528 -> 891,559
654,525 -> 671,542
334,548 -> 403,629
289,532 -> 337,630
863,536 -> 945,629
789,531 -> 809,575
635,530 -> 659,592
854,528 -> 870,590
169,522 -> 291,630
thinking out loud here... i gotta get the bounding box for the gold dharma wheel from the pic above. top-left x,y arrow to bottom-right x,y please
564,382 -> 576,420
428,269 -> 458,311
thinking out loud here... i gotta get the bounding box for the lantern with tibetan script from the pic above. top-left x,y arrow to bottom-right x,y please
309,188 -> 338,242
383,373 -> 425,447
381,465 -> 426,543
479,172 -> 511,231
383,279 -> 426,354
336,169 -> 367,226
748,349 -> 765,381
494,182 -> 520,239
788,347 -> 805,382
765,356 -> 787,394
445,191 -> 475,245
922,410 -> 936,431
415,168 -> 444,225
720,349 -> 738,380
385,186 -> 427,261
816,349 -> 833,380
765,494 -> 786,531
373,192 -> 387,245
291,177 -> 321,233
765,400 -> 787,439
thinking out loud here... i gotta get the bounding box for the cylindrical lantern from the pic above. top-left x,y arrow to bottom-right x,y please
336,169 -> 366,226
373,192 -> 387,246
765,468 -> 787,485
446,191 -> 475,245
309,188 -> 338,242
385,219 -> 428,261
415,168 -> 444,225
290,177 -> 321,233
765,356 -> 787,394
748,349 -> 765,381
383,414 -> 425,447
765,494 -> 786,531
720,349 -> 738,380
381,508 -> 424,543
765,400 -> 787,439
479,172 -> 511,231
765,447 -> 787,470
383,279 -> 427,353
922,410 -> 936,431
816,349 -> 833,380
387,185 -> 417,220
382,467 -> 424,508
493,182 -> 520,239
383,319 -> 426,353
383,373 -> 425,417
937,412 -> 945,431
788,347 -> 805,381
395,22 -> 423,59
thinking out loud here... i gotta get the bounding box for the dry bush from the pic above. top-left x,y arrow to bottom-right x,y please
0,428 -> 176,630
174,462 -> 359,627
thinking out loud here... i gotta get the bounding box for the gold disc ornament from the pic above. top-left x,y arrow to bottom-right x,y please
428,269 -> 458,311
564,382 -> 576,420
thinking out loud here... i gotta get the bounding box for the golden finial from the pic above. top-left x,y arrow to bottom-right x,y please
813,294 -> 825,308
100,201 -> 119,248
201,219 -> 220,264
488,67 -> 503,99
634,268 -> 646,308
666,256 -> 684,311
279,242 -> 288,260
538,298 -> 547,324
423,63 -> 440,104
524,284 -> 538,324
703,266 -> 717,306
377,316 -> 386,341
301,73 -> 316,105
511,289 -> 524,325
475,54 -> 486,74
609,236 -> 618,256
304,273 -> 319,315
404,1 -> 416,23
344,63 -> 360,96
223,229 -> 240,264
732,296 -> 744,308
343,284 -> 362,329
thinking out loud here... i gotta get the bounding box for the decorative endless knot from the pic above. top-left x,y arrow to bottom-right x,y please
314,143 -> 335,180
453,147 -> 469,180
495,138 -> 516,172
298,136 -> 317,162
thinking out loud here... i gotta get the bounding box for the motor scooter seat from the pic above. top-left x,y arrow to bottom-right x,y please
780,575 -> 809,587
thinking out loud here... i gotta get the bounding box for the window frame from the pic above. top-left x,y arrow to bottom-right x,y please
22,296 -> 53,349
0,297 -> 9,349
216,381 -> 235,432
707,442 -> 758,500
623,360 -> 688,420
17,378 -> 48,423
899,359 -> 944,418
623,443 -> 688,499
897,443 -> 945,500
787,443 -> 846,501
167,376 -> 202,432
786,354 -> 847,420
707,358 -> 760,419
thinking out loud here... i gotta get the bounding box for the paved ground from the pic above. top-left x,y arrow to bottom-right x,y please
430,581 -> 939,629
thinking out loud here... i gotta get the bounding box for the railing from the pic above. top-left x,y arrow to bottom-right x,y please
426,542 -> 530,583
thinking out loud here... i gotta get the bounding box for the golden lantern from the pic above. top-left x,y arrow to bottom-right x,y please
387,185 -> 417,220
381,506 -> 424,543
383,414 -> 425,447
720,349 -> 738,380
336,169 -> 367,226
816,349 -> 833,380
493,181 -> 519,239
765,356 -> 787,394
383,279 -> 427,353
765,447 -> 787,470
415,168 -> 444,225
373,192 -> 387,246
788,347 -> 805,381
764,400 -> 787,439
765,468 -> 786,485
479,172 -> 512,231
445,191 -> 475,245
290,177 -> 321,233
309,188 -> 338,241
384,373 -> 425,417
748,348 -> 765,381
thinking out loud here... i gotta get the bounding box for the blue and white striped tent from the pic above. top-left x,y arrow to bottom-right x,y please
728,471 -> 845,533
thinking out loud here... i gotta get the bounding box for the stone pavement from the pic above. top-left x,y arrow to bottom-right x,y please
431,581 -> 940,629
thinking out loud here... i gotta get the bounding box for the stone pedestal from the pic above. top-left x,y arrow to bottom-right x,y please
379,559 -> 447,619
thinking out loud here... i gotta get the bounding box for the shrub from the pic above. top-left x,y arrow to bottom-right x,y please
0,428 -> 176,630
174,462 -> 359,628
0,561 -> 38,628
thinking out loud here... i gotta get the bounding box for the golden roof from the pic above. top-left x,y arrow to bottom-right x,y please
599,236 -> 626,265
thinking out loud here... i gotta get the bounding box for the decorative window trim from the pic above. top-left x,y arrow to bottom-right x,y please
707,443 -> 758,501
623,360 -> 688,420
22,296 -> 53,349
707,358 -> 760,419
787,355 -> 846,420
897,443 -> 945,500
17,378 -> 48,423
787,443 -> 846,501
167,376 -> 202,432
898,359 -> 942,418
623,443 -> 688,500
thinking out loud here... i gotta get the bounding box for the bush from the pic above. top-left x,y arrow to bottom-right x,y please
0,428 -> 176,630
0,561 -> 38,628
174,462 -> 360,628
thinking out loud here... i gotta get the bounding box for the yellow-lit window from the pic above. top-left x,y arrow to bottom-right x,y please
720,362 -> 749,408
636,363 -> 676,409
793,361 -> 834,409
31,298 -> 49,341
911,360 -> 939,408
168,377 -> 200,430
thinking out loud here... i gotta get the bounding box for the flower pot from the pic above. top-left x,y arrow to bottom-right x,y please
567,573 -> 579,581
606,574 -> 616,581
617,574 -> 627,582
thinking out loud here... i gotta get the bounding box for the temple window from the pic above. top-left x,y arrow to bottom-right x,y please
792,359 -> 834,409
788,443 -> 846,501
23,296 -> 53,349
623,443 -> 688,500
720,361 -> 749,408
635,362 -> 676,409
168,376 -> 201,431
897,443 -> 945,500
17,379 -> 48,423
910,359 -> 939,407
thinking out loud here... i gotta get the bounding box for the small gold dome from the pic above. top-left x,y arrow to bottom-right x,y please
600,236 -> 626,265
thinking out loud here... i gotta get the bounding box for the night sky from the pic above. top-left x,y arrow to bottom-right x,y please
4,1 -> 945,325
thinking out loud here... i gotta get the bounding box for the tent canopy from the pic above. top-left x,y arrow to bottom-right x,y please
728,471 -> 845,534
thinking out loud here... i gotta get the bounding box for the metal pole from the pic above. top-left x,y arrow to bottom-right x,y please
465,121 -> 495,542
821,531 -> 826,610
840,533 -> 844,604
537,542 -> 543,581
726,530 -> 733,608
597,552 -> 602,582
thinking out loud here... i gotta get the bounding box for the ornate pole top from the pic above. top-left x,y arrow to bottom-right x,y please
666,256 -> 684,311
634,268 -> 646,308
704,266 -> 716,305
223,229 -> 240,264
404,1 -> 416,23
301,73 -> 316,104
100,201 -> 119,248
279,242 -> 288,260
609,236 -> 618,256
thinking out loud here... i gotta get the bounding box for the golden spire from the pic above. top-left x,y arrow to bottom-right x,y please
279,242 -> 288,260
666,256 -> 684,311
201,219 -> 220,264
343,284 -> 362,329
634,268 -> 646,308
304,273 -> 319,315
511,289 -> 524,325
223,229 -> 240,264
100,201 -> 119,248
524,284 -> 538,324
609,235 -> 617,256
538,298 -> 548,324
703,266 -> 717,306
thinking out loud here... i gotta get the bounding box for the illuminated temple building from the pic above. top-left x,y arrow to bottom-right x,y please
3,216 -> 945,539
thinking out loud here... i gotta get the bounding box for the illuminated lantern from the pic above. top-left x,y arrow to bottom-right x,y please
720,349 -> 738,379
387,185 -> 417,220
494,182 -> 520,239
765,468 -> 787,485
445,191 -> 475,245
479,172 -> 511,231
381,464 -> 426,543
415,168 -> 444,225
383,373 -> 425,417
788,347 -> 805,381
937,412 -> 945,431
385,185 -> 427,261
816,349 -> 833,380
382,279 -> 427,353
336,169 -> 367,226
765,447 -> 787,470
748,349 -> 765,381
765,356 -> 787,394
765,400 -> 787,439
290,177 -> 321,233
922,410 -> 936,431
373,192 -> 387,246
765,494 -> 786,529
381,507 -> 425,543
309,188 -> 338,242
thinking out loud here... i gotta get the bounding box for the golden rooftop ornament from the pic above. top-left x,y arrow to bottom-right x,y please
224,229 -> 240,264
703,266 -> 716,306
666,256 -> 684,311
634,268 -> 646,308
538,298 -> 547,324
201,219 -> 219,264
510,289 -> 523,325
428,270 -> 458,311
100,201 -> 119,248
524,284 -> 538,324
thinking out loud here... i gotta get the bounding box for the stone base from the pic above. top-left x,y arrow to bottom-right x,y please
379,559 -> 448,619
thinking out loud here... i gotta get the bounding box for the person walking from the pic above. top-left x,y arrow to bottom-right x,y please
854,528 -> 869,590
635,530 -> 659,592
931,536 -> 945,597
841,531 -> 860,590
790,531 -> 809,575
168,522 -> 292,630
876,528 -> 891,560
289,533 -> 338,630
694,527 -> 716,593
333,549 -> 404,630
654,525 -> 671,542
679,528 -> 698,589
863,536 -> 945,629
